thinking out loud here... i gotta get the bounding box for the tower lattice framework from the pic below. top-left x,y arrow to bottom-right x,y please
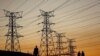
39,10 -> 55,56
4,10 -> 23,52
67,39 -> 76,56
56,33 -> 70,56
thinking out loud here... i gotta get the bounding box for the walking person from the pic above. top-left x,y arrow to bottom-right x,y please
82,51 -> 85,56
33,46 -> 39,56
77,51 -> 81,56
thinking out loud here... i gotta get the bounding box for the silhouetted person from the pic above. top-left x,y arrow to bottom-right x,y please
33,46 -> 39,56
77,51 -> 81,56
82,51 -> 85,56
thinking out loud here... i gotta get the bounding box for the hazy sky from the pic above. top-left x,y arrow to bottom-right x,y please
0,0 -> 100,56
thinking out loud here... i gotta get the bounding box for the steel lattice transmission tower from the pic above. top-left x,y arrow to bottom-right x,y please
56,33 -> 65,56
39,10 -> 55,56
4,10 -> 23,52
56,33 -> 69,56
67,39 -> 76,56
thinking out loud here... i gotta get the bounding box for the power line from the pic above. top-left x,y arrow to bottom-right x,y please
70,23 -> 100,34
21,35 -> 39,42
54,0 -> 80,14
54,11 -> 100,27
78,40 -> 100,45
57,25 -> 99,39
10,0 -> 78,30
55,1 -> 100,24
14,0 -> 28,11
23,0 -> 45,16
78,41 -> 100,48
17,0 -> 49,25
13,0 -> 72,31
5,0 -> 15,10
19,11 -> 100,32
53,0 -> 70,11
23,31 -> 37,37
53,0 -> 99,23
77,33 -> 100,42
54,16 -> 100,31
71,26 -> 99,38
17,0 -> 46,28
18,15 -> 39,27
56,11 -> 100,24
19,17 -> 41,32
22,17 -> 40,27
56,0 -> 99,19
54,24 -> 100,42
0,25 -> 5,27
72,27 -> 100,38
0,16 -> 5,18
55,20 -> 100,33
20,34 -> 39,42
16,17 -> 40,33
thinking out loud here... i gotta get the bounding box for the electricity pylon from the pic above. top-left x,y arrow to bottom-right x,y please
67,39 -> 76,56
56,33 -> 70,56
4,10 -> 23,52
56,33 -> 65,56
39,10 -> 55,56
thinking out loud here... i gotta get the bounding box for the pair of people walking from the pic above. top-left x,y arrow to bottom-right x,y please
77,51 -> 85,56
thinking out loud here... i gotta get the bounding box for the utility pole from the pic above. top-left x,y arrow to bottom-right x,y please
4,10 -> 23,52
67,39 -> 76,56
39,10 -> 55,56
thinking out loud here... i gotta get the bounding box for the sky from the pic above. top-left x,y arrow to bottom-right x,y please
0,0 -> 100,56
